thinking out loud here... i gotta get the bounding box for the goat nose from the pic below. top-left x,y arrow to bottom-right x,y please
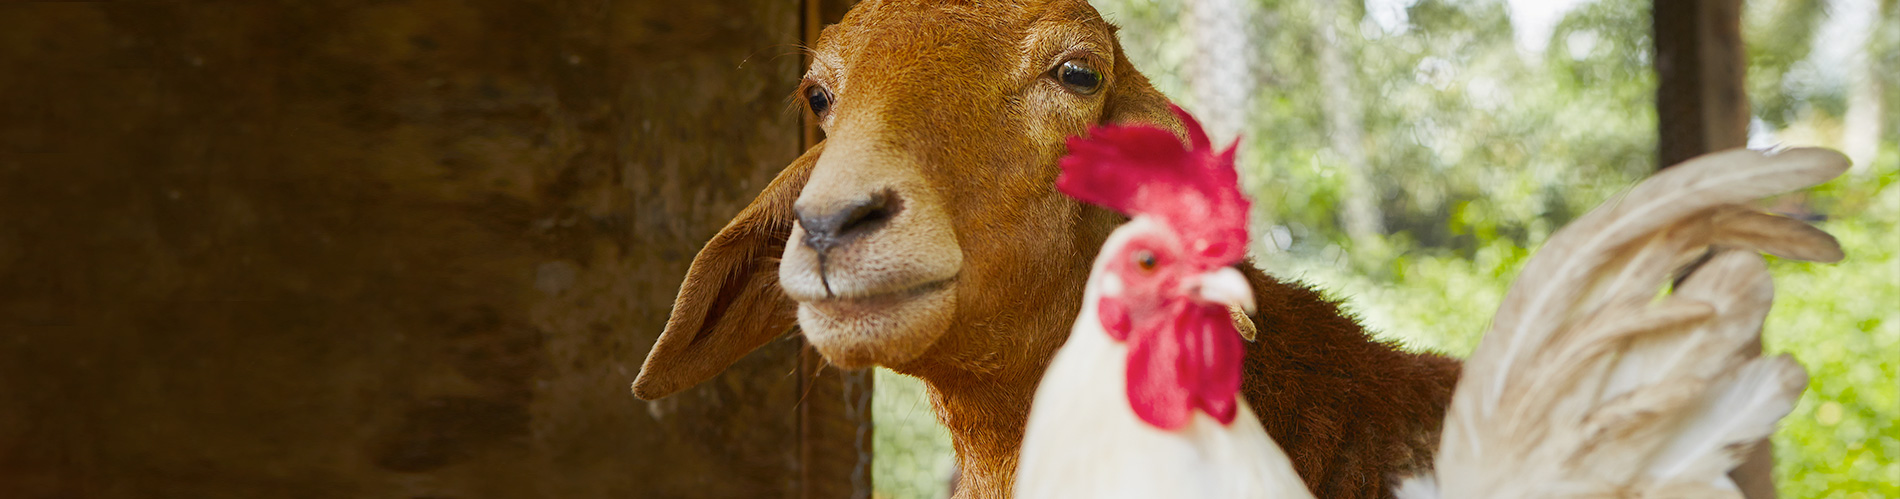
797,190 -> 899,255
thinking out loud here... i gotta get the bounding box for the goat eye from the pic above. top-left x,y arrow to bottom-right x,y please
1133,250 -> 1157,271
1054,60 -> 1102,95
805,85 -> 832,115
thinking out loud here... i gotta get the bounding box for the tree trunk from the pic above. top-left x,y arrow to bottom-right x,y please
1185,0 -> 1254,140
1837,0 -> 1885,175
1315,0 -> 1386,246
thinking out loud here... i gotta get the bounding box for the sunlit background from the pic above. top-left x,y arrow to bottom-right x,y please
873,0 -> 1900,497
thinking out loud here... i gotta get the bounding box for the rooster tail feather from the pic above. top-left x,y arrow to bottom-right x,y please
1431,148 -> 1846,497
1645,355 -> 1808,481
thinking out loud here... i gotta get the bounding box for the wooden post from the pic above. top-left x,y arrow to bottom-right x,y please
1654,0 -> 1749,167
797,2 -> 873,499
799,343 -> 875,499
1653,1 -> 1776,498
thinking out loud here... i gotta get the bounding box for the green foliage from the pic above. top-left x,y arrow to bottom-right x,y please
1764,167 -> 1900,498
874,1 -> 1899,498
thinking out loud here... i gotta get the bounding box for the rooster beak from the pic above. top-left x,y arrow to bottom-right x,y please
1196,267 -> 1258,342
1197,267 -> 1255,314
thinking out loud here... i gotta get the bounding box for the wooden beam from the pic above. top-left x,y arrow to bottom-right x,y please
798,342 -> 875,499
798,2 -> 872,499
1654,0 -> 1749,167
1653,1 -> 1776,498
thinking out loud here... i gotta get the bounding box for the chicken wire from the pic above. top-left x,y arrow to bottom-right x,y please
873,368 -> 956,499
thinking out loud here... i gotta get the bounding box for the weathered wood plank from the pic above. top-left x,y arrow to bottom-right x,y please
0,1 -> 846,496
1654,0 -> 1750,166
797,2 -> 875,496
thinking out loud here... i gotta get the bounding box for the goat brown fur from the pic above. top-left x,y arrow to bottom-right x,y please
633,1 -> 1460,497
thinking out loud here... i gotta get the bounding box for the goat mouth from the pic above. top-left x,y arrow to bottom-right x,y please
803,277 -> 955,317
796,275 -> 959,368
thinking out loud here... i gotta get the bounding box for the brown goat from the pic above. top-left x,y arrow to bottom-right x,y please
632,1 -> 1459,497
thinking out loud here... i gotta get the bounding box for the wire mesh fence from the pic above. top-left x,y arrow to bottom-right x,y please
873,368 -> 956,499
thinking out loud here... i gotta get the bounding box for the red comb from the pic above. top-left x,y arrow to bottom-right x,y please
1057,104 -> 1250,265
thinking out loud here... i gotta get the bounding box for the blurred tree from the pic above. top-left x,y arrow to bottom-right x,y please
1185,0 -> 1258,139
1315,0 -> 1388,247
1834,0 -> 1883,172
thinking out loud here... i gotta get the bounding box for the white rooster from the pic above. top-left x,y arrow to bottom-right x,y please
1015,102 -> 1849,499
1014,105 -> 1314,499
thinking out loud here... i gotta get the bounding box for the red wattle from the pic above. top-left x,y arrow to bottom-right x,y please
1126,316 -> 1191,429
1187,303 -> 1243,424
1123,301 -> 1243,430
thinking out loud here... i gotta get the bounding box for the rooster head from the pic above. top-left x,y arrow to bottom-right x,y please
1056,104 -> 1255,430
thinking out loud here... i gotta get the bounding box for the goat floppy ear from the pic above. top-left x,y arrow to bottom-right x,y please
1102,47 -> 1183,132
632,141 -> 823,400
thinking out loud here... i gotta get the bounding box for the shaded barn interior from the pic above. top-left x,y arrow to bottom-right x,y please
0,1 -> 866,497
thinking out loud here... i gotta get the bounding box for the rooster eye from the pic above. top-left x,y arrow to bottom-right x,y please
1133,250 -> 1157,271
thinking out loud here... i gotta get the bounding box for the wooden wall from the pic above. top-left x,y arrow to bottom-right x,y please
0,1 -> 866,497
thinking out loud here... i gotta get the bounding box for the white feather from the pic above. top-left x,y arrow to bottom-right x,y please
1422,148 -> 1846,498
1393,474 -> 1441,499
1647,355 -> 1808,481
